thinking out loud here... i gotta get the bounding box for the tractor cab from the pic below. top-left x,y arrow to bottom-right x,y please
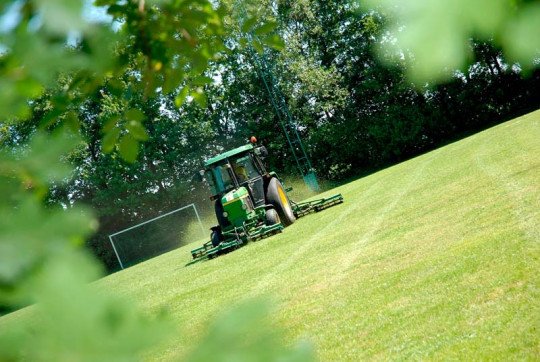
198,141 -> 294,248
202,144 -> 268,208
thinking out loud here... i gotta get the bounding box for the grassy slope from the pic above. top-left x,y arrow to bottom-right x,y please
5,111 -> 539,360
104,110 -> 540,359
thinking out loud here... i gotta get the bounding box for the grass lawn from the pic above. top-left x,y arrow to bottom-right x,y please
3,110 -> 539,360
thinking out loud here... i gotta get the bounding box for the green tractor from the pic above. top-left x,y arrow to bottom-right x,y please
189,140 -> 343,264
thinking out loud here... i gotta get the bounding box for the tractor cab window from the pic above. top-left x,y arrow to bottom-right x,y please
204,170 -> 218,195
206,163 -> 234,194
233,155 -> 259,183
219,165 -> 235,190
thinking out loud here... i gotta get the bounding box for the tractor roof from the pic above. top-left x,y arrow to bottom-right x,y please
204,144 -> 253,167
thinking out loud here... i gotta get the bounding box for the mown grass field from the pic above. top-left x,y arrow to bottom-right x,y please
4,110 -> 540,360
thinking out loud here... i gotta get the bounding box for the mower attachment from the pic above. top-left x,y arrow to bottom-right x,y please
187,223 -> 283,265
292,193 -> 344,218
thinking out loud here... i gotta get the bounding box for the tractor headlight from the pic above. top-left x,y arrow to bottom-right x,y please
241,203 -> 247,210
223,211 -> 228,218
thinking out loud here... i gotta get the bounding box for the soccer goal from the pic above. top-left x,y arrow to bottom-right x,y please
108,204 -> 206,269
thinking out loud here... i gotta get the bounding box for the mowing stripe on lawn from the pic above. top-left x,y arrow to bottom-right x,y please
248,173 -> 384,296
474,123 -> 539,244
331,149 -> 442,287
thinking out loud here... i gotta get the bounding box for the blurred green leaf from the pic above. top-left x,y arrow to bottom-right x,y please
28,250 -> 171,361
363,0 -> 533,83
107,79 -> 125,98
184,9 -> 212,24
503,3 -> 540,69
175,86 -> 190,107
81,26 -> 120,74
106,4 -> 126,17
0,129 -> 96,305
252,39 -> 264,54
64,111 -> 80,132
191,52 -> 210,73
40,108 -> 65,129
102,127 -> 120,153
125,108 -> 145,122
126,121 -> 149,141
34,0 -> 87,34
191,75 -> 213,86
0,78 -> 37,120
187,299 -> 315,362
0,197 -> 95,290
163,68 -> 184,94
0,245 -> 173,361
239,37 -> 248,48
254,21 -> 277,36
262,34 -> 285,50
15,78 -> 44,99
241,17 -> 258,33
118,134 -> 139,163
103,115 -> 121,133
0,131 -> 81,195
191,88 -> 208,108
94,0 -> 117,6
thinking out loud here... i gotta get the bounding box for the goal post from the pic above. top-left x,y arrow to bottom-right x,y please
108,203 -> 206,270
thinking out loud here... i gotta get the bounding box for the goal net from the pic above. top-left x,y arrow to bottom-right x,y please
108,204 -> 206,269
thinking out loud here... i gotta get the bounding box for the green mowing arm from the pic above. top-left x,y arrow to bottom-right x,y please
187,222 -> 284,266
292,193 -> 344,218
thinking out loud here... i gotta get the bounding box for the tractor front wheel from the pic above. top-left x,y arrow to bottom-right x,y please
214,200 -> 231,229
265,208 -> 280,226
211,230 -> 222,247
266,178 -> 296,226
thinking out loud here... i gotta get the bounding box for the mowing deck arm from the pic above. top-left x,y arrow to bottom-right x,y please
292,193 -> 344,218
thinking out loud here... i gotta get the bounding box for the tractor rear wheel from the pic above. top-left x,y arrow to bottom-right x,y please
266,177 -> 296,226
